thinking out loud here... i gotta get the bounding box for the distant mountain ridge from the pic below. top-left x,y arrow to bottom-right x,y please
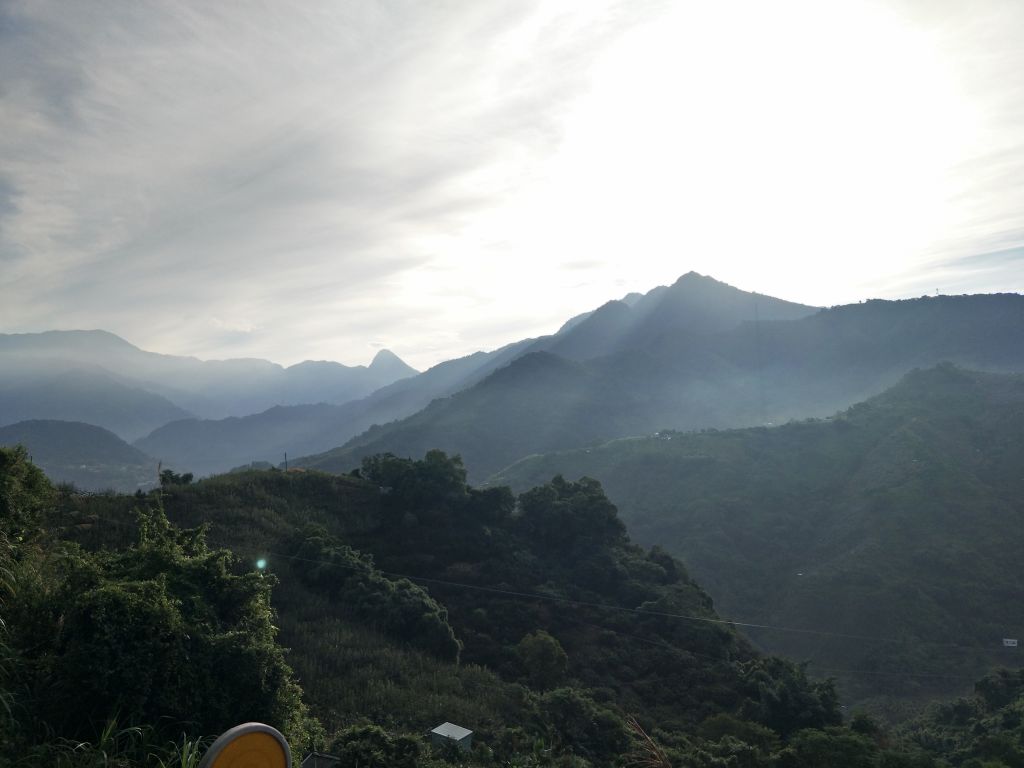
530,272 -> 817,362
0,362 -> 193,441
133,273 -> 818,475
8,277 -> 1024,483
134,402 -> 370,475
295,290 -> 1024,481
132,344 -> 542,476
0,330 -> 418,438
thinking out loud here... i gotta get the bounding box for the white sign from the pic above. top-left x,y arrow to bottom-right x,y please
1003,638 -> 1018,647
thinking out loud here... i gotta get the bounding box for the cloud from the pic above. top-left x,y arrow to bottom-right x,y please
1,0 -> 1022,369
561,259 -> 604,271
940,246 -> 1024,272
0,0 -> 649,366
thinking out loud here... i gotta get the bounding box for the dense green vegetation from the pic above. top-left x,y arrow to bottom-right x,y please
898,668 -> 1024,767
0,446 -> 316,765
59,454 -> 844,744
492,365 -> 1024,706
5,442 -> 1024,766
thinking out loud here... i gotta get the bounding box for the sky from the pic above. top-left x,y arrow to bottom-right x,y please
2,0 -> 1023,370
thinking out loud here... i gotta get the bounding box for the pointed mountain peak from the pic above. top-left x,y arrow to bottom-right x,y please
671,271 -> 728,289
591,298 -> 632,316
622,272 -> 818,336
370,348 -> 402,366
676,270 -> 706,282
620,292 -> 645,307
369,349 -> 417,378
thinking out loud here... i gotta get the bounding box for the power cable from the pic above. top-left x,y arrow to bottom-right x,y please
254,547 -> 1020,660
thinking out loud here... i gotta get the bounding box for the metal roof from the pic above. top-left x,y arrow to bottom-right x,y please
301,753 -> 340,768
431,722 -> 472,740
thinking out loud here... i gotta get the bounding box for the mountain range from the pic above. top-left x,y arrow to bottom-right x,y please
0,329 -> 417,429
296,287 -> 1024,482
4,273 -> 1024,493
138,273 -> 820,474
4,272 -> 1024,713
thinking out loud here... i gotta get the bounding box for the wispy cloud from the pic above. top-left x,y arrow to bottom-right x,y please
1,0 -> 1022,368
0,0 -> 648,365
941,246 -> 1024,272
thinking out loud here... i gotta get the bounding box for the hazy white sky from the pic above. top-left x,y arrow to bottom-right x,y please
2,0 -> 1022,369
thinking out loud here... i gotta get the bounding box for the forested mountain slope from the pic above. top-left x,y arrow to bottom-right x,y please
6,446 -> 1023,765
298,293 -> 1024,482
37,451 -> 851,766
491,365 -> 1024,703
131,274 -> 818,477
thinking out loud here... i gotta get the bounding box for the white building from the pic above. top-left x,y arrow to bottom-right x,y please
301,751 -> 340,768
430,722 -> 473,752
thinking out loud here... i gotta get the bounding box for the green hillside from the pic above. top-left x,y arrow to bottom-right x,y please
490,365 -> 1024,705
7,449 -> 857,766
56,458 -> 838,739
6,446 -> 1024,765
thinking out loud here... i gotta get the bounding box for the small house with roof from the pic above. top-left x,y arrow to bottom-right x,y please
430,722 -> 473,752
301,751 -> 340,768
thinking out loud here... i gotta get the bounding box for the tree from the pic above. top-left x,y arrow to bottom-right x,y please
360,450 -> 468,526
159,468 -> 193,487
738,657 -> 842,736
516,475 -> 626,550
517,630 -> 568,690
778,727 -> 878,768
0,446 -> 51,749
5,502 -> 317,750
538,687 -> 630,764
288,525 -> 461,662
0,445 -> 52,544
329,724 -> 421,768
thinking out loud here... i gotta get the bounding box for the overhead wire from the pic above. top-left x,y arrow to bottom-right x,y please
258,548 -> 1012,648
61,512 -> 1018,680
250,546 -> 1017,679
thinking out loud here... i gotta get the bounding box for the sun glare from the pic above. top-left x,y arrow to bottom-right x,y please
379,1 -> 986,360
538,0 -> 979,305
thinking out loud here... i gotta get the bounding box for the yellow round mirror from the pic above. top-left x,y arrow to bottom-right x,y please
198,722 -> 291,768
